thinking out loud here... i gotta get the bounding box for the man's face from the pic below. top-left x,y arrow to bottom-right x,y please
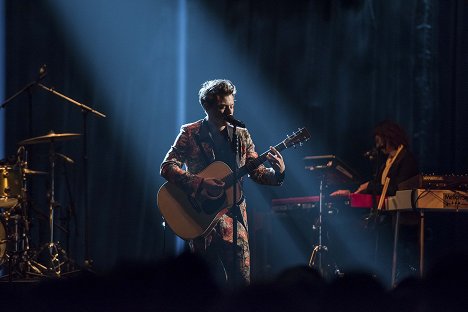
206,94 -> 235,127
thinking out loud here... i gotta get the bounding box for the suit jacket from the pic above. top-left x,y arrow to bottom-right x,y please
365,147 -> 419,196
160,118 -> 283,237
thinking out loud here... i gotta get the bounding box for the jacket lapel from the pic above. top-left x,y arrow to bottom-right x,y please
194,118 -> 216,165
387,147 -> 406,179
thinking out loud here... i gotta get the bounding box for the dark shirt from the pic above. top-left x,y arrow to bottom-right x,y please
208,123 -> 238,172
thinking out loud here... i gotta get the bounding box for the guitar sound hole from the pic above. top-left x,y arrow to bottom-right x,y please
202,193 -> 226,214
188,196 -> 201,212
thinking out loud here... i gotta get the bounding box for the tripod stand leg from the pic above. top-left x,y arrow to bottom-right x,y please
49,243 -> 61,276
27,259 -> 47,275
309,245 -> 322,267
308,245 -> 328,269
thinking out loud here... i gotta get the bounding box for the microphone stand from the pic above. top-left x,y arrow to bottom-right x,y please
36,83 -> 106,270
367,152 -> 384,270
1,79 -> 39,110
363,149 -> 383,226
223,115 -> 245,288
1,65 -> 47,135
231,124 -> 239,289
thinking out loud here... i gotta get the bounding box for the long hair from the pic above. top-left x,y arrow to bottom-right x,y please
373,120 -> 409,149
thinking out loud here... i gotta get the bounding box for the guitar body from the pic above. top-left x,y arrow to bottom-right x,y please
157,161 -> 242,240
158,127 -> 311,240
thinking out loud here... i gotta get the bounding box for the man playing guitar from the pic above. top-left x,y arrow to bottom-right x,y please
160,79 -> 285,286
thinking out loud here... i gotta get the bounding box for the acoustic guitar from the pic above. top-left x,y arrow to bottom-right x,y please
157,127 -> 311,240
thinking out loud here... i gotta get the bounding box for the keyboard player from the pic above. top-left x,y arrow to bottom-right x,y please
331,120 -> 418,197
331,120 -> 419,285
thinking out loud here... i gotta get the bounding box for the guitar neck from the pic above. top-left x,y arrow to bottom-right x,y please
222,141 -> 287,188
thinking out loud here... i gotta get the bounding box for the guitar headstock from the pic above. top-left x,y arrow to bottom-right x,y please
283,127 -> 311,148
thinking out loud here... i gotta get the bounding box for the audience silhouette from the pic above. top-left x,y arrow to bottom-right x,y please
1,251 -> 468,311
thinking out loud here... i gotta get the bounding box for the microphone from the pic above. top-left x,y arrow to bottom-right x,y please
363,147 -> 379,160
224,115 -> 245,128
38,64 -> 47,80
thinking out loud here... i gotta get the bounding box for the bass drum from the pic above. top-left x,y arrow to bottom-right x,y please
0,165 -> 22,209
0,219 -> 6,264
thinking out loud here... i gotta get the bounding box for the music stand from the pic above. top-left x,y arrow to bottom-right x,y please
304,155 -> 360,278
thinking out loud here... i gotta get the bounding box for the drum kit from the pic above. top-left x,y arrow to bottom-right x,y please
0,131 -> 81,280
0,65 -> 106,281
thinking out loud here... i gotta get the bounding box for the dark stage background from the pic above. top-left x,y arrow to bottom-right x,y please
2,0 -> 468,281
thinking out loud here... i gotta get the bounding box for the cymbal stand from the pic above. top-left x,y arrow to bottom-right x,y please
49,140 -> 59,273
31,140 -> 73,277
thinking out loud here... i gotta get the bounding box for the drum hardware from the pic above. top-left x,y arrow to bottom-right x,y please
0,148 -> 29,270
18,131 -> 81,277
23,168 -> 48,175
2,66 -> 106,275
0,150 -> 51,281
0,207 -> 43,280
36,81 -> 106,269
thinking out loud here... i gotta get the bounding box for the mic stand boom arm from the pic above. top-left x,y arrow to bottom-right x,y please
1,64 -> 47,109
0,81 -> 37,109
37,82 -> 106,269
36,83 -> 106,118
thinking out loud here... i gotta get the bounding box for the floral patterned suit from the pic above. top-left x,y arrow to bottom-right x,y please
160,118 -> 283,284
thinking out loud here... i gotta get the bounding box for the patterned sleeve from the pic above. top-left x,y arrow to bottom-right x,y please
243,129 -> 284,186
160,126 -> 204,195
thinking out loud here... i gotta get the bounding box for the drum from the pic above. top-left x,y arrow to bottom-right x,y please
0,213 -> 30,266
0,165 -> 23,209
0,219 -> 6,263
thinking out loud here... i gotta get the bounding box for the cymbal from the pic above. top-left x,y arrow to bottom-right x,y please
18,131 -> 81,145
23,168 -> 48,175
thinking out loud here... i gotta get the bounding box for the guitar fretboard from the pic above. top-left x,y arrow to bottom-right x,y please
222,141 -> 287,188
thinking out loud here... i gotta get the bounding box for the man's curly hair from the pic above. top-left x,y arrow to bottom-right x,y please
198,79 -> 236,111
